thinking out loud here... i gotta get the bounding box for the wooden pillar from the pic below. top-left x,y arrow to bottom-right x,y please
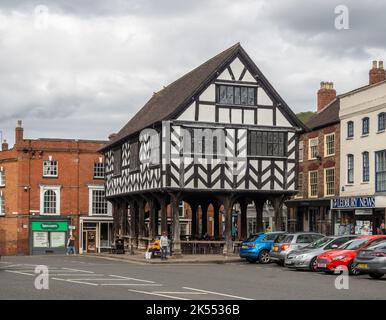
254,199 -> 264,233
201,203 -> 209,237
217,194 -> 236,255
170,193 -> 182,256
213,203 -> 220,240
129,199 -> 138,249
239,199 -> 248,240
160,199 -> 168,235
190,203 -> 199,240
148,198 -> 157,239
272,196 -> 284,231
136,198 -> 147,250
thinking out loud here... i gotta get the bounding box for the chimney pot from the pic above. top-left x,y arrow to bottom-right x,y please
317,81 -> 336,112
379,61 -> 384,69
373,61 -> 377,69
1,139 -> 8,151
369,60 -> 386,85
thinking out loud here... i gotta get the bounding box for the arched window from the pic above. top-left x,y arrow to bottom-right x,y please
362,152 -> 369,182
43,189 -> 57,214
347,121 -> 354,138
378,112 -> 385,131
362,117 -> 369,135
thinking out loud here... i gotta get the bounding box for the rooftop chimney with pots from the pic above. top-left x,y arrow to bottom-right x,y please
1,139 -> 8,151
317,81 -> 336,112
15,120 -> 24,145
369,60 -> 386,85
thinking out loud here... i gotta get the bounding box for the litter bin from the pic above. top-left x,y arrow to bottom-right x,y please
115,239 -> 125,254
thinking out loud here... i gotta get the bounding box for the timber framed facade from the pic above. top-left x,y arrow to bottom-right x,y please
101,43 -> 306,255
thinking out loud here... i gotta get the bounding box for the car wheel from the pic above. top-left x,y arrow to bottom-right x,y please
348,261 -> 360,275
258,250 -> 271,264
309,257 -> 318,272
246,258 -> 257,263
369,273 -> 384,279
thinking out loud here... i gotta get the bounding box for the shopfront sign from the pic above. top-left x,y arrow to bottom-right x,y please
331,196 -> 376,209
355,209 -> 373,215
31,221 -> 69,232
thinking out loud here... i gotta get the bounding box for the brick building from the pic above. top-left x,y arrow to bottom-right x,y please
286,83 -> 340,235
0,121 -> 110,255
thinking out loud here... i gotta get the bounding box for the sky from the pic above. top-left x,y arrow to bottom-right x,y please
1,0 -> 386,145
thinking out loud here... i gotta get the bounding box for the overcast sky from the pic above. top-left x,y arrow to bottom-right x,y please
1,0 -> 385,145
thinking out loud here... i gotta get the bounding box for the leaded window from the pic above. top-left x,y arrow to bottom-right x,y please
248,131 -> 286,157
218,85 -> 256,106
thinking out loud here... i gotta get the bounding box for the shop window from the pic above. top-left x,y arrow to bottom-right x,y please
362,117 -> 369,135
347,154 -> 354,183
325,167 -> 335,196
362,152 -> 370,182
309,171 -> 318,197
375,150 -> 386,192
43,160 -> 58,177
93,162 -> 105,179
324,133 -> 335,156
308,138 -> 318,160
40,186 -> 60,215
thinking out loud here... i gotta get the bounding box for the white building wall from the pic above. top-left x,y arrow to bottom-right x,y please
339,82 -> 386,197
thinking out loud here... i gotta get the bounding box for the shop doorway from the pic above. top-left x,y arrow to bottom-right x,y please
83,230 -> 97,253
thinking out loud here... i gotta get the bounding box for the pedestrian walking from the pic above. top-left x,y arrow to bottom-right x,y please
160,232 -> 169,260
66,235 -> 75,255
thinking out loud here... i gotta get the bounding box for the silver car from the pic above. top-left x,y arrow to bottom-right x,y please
285,235 -> 358,271
355,241 -> 386,279
269,232 -> 324,265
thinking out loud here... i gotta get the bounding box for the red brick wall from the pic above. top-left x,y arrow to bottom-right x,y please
298,123 -> 340,199
0,137 -> 106,255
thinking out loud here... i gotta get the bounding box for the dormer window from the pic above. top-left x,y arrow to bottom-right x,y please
217,85 -> 256,106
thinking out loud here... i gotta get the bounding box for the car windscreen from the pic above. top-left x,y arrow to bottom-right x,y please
276,234 -> 293,243
338,238 -> 369,250
365,240 -> 386,251
306,237 -> 333,249
245,235 -> 260,242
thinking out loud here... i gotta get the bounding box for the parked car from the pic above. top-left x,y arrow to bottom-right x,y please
269,232 -> 324,265
285,235 -> 358,271
316,235 -> 386,275
354,240 -> 386,279
240,232 -> 285,263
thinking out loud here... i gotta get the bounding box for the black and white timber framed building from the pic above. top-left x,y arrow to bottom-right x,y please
100,43 -> 306,255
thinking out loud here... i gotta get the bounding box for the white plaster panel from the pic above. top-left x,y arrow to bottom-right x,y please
258,108 -> 273,126
258,88 -> 273,105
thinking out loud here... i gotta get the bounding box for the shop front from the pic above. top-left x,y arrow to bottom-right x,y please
79,217 -> 113,253
30,218 -> 70,255
331,196 -> 386,235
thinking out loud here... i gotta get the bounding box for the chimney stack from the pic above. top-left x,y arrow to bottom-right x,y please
1,139 -> 8,151
369,60 -> 386,85
15,120 -> 24,145
317,81 -> 336,112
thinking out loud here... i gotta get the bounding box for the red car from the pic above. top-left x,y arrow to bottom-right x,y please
316,235 -> 386,275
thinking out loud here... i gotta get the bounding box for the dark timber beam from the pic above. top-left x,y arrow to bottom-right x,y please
239,198 -> 248,241
169,192 -> 183,256
134,196 -> 147,250
213,202 -> 220,240
254,198 -> 265,233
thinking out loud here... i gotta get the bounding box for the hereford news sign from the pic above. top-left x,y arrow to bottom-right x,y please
331,196 -> 376,209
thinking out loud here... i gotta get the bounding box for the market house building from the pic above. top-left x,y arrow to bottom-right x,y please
101,43 -> 305,255
286,82 -> 340,235
333,62 -> 386,235
0,121 -> 110,255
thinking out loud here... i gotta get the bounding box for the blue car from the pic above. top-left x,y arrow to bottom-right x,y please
240,232 -> 285,263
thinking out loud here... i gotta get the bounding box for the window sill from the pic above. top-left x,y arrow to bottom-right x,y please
345,183 -> 354,187
93,177 -> 105,180
346,137 -> 354,140
112,174 -> 122,178
43,175 -> 58,179
324,194 -> 335,198
377,130 -> 385,134
39,213 -> 60,216
361,182 -> 370,184
361,134 -> 369,138
324,154 -> 335,158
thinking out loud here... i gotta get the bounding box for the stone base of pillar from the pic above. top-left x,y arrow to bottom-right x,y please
172,241 -> 182,257
222,241 -> 234,255
137,238 -> 147,250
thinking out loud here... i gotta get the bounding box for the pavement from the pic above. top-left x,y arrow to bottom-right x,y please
0,254 -> 385,300
85,252 -> 244,264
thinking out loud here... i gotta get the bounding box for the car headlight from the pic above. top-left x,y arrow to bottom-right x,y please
332,255 -> 346,261
295,254 -> 310,260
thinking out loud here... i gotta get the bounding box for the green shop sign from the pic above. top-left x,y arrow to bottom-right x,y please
31,221 -> 69,231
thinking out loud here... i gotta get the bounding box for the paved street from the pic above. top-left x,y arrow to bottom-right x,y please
0,255 -> 385,300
